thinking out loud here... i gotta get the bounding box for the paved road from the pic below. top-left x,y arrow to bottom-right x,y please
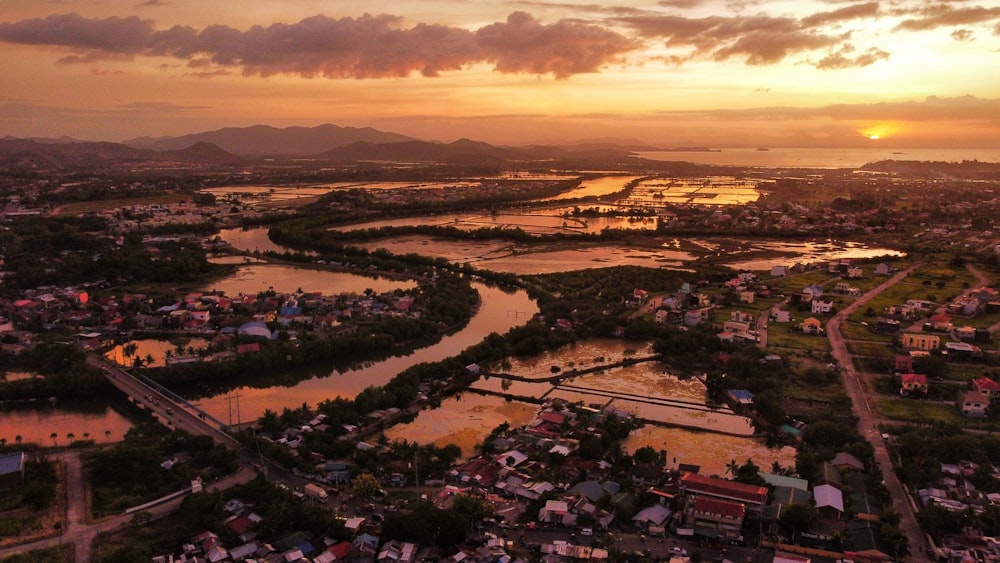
826,264 -> 926,560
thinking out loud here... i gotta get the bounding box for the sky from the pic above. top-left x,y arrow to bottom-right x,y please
1,0 -> 1000,148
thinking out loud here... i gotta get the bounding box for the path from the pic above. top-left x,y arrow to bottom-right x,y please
826,264 -> 926,560
0,460 -> 256,560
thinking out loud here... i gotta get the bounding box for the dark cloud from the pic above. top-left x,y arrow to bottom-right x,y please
801,2 -> 880,28
895,5 -> 1000,31
0,11 -> 638,79
136,0 -> 169,6
619,13 -> 846,66
476,12 -> 639,77
657,0 -> 704,8
0,13 -> 155,53
815,44 -> 889,69
951,28 -> 974,41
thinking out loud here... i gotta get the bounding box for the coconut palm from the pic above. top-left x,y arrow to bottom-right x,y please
50,432 -> 58,447
104,430 -> 111,442
15,435 -> 22,446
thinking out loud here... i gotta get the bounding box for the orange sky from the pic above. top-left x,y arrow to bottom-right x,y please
2,0 -> 999,147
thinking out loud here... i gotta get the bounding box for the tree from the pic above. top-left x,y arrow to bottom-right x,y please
352,472 -> 381,499
778,503 -> 814,541
50,432 -> 57,448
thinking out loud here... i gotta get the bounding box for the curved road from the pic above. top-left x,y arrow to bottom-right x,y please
826,264 -> 926,560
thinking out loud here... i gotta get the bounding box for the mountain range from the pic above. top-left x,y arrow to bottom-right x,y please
123,123 -> 416,156
0,124 -> 657,171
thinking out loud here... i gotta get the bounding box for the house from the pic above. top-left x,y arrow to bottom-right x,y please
899,373 -> 928,396
685,308 -> 711,327
802,285 -> 823,300
972,377 -> 1000,402
875,263 -> 892,276
894,355 -> 913,374
927,314 -> 952,332
813,484 -> 845,519
632,503 -> 671,530
0,452 -> 25,489
846,267 -> 863,279
831,452 -> 865,473
811,300 -> 834,314
951,326 -> 976,342
771,265 -> 788,277
690,496 -> 746,540
739,291 -> 755,304
679,472 -> 768,516
771,308 -> 790,323
900,333 -> 939,351
960,390 -> 990,418
799,317 -> 824,335
723,320 -> 751,338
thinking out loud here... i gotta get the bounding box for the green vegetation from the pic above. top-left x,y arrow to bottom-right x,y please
85,423 -> 238,517
0,544 -> 73,563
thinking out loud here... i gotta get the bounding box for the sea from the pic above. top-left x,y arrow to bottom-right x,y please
637,147 -> 1000,169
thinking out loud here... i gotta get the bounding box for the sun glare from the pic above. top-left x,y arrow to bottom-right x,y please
869,135 -> 880,140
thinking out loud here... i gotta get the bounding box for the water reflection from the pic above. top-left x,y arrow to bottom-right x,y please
384,393 -> 538,458
0,406 -> 131,447
192,282 -> 539,424
106,338 -> 208,368
203,264 -> 416,296
624,426 -> 796,478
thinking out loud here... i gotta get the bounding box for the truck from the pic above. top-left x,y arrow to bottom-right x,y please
304,483 -> 329,502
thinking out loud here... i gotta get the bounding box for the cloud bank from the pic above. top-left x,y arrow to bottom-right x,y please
0,11 -> 638,79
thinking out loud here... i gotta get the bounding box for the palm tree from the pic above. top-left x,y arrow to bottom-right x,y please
104,430 -> 111,442
0,438 -> 6,448
50,432 -> 58,448
67,432 -> 75,444
15,435 -> 22,446
82,432 -> 90,441
144,353 -> 155,367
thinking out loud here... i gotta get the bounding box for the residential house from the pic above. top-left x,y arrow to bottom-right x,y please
900,333 -> 940,351
813,484 -> 845,519
972,377 -> 1000,402
679,472 -> 768,516
899,373 -> 928,396
811,300 -> 834,315
846,267 -> 863,279
960,390 -> 990,418
689,496 -> 746,541
831,452 -> 865,473
927,314 -> 953,332
770,265 -> 788,277
771,308 -> 790,323
723,320 -> 751,339
0,452 -> 25,489
799,317 -> 823,335
875,263 -> 892,276
685,308 -> 711,327
739,291 -> 755,304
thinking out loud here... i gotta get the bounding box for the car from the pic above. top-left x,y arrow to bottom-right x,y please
580,528 -> 593,536
670,547 -> 688,556
165,407 -> 174,415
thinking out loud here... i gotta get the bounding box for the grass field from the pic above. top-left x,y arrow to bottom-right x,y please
875,398 -> 963,425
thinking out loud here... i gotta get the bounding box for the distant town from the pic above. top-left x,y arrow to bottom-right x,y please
2,128 -> 1000,563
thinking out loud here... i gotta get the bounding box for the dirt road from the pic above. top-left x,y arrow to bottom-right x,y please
826,264 -> 927,560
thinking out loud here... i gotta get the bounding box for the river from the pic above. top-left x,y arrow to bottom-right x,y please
191,280 -> 539,425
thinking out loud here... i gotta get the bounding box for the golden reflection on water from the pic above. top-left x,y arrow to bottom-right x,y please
384,394 -> 538,458
624,425 -> 796,478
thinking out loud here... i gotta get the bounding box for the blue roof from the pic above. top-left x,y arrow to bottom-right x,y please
0,452 -> 24,476
728,389 -> 754,400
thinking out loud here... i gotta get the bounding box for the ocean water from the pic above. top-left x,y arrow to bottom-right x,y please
637,147 -> 1000,169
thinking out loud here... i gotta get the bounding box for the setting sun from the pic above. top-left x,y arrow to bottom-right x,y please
869,135 -> 880,140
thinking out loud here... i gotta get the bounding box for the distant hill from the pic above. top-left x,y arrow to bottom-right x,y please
0,139 -> 236,171
125,123 -> 416,156
313,137 -> 641,167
